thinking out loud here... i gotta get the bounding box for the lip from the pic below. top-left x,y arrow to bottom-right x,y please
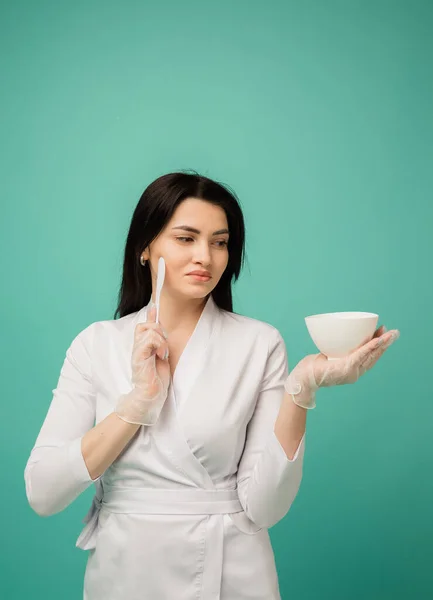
187,270 -> 211,277
186,270 -> 212,282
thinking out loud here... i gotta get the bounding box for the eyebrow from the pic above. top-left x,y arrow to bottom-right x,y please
172,225 -> 229,236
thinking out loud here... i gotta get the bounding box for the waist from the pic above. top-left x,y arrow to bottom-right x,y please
102,485 -> 243,515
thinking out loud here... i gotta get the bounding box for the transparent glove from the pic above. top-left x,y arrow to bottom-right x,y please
284,326 -> 400,409
115,304 -> 171,425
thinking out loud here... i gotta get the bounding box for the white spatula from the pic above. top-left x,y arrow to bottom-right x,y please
155,257 -> 166,324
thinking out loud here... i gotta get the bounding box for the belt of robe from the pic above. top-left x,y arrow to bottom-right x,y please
76,484 -> 243,545
76,485 -> 243,599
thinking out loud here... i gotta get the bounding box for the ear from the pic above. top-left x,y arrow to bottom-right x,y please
141,247 -> 150,260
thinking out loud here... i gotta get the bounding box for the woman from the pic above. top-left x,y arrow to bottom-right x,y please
25,172 -> 400,600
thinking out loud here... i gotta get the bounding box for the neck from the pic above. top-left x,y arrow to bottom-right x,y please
151,292 -> 209,334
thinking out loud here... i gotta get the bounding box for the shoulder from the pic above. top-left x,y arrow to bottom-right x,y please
218,310 -> 288,382
219,308 -> 285,350
68,310 -> 140,351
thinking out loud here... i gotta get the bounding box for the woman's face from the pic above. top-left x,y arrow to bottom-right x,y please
143,198 -> 230,301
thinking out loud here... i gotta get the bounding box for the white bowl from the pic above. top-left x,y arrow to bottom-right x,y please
305,311 -> 379,359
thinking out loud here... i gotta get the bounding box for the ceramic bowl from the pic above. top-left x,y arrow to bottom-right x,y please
305,311 -> 379,359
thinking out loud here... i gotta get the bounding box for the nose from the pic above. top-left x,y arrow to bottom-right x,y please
192,241 -> 211,267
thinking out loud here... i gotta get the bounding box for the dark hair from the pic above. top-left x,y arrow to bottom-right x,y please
114,171 -> 246,319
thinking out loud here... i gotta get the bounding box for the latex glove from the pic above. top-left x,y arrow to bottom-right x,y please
115,304 -> 171,425
284,326 -> 400,409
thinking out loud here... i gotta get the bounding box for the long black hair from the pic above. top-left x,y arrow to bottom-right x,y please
114,172 -> 246,318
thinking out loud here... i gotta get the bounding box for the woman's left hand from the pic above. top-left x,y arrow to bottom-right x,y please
285,326 -> 400,409
312,325 -> 400,388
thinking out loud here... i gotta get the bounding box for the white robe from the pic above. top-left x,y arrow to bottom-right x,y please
25,295 -> 305,600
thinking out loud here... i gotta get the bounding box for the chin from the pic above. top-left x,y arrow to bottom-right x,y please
186,288 -> 211,300
178,283 -> 213,301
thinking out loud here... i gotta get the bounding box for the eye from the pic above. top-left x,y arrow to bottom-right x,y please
214,240 -> 228,247
176,236 -> 194,243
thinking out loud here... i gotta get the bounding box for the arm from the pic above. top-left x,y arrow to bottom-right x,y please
24,324 -> 139,517
236,329 -> 306,529
81,414 -> 139,481
274,391 -> 307,460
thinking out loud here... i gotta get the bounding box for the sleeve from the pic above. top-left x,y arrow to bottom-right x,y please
24,323 -> 100,517
236,328 -> 305,529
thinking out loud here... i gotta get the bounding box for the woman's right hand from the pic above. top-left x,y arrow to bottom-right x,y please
115,305 -> 171,425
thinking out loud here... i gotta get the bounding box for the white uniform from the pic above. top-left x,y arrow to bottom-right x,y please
25,295 -> 305,600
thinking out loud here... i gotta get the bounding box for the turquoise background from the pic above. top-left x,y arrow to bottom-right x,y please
1,0 -> 432,598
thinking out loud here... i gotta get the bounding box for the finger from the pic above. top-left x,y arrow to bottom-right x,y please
352,327 -> 383,352
359,337 -> 394,371
147,304 -> 157,323
356,330 -> 400,369
155,356 -> 171,385
143,329 -> 166,351
352,326 -> 386,353
155,338 -> 169,361
358,345 -> 385,371
379,329 -> 400,346
134,330 -> 167,360
134,321 -> 168,342
372,325 -> 387,339
352,333 -> 388,365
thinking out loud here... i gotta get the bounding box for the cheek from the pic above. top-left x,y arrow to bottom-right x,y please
215,250 -> 229,273
157,240 -> 185,265
159,247 -> 189,283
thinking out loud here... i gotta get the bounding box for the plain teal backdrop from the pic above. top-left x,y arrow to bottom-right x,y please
1,0 -> 432,598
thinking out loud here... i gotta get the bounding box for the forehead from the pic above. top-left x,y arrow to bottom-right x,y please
169,198 -> 228,228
